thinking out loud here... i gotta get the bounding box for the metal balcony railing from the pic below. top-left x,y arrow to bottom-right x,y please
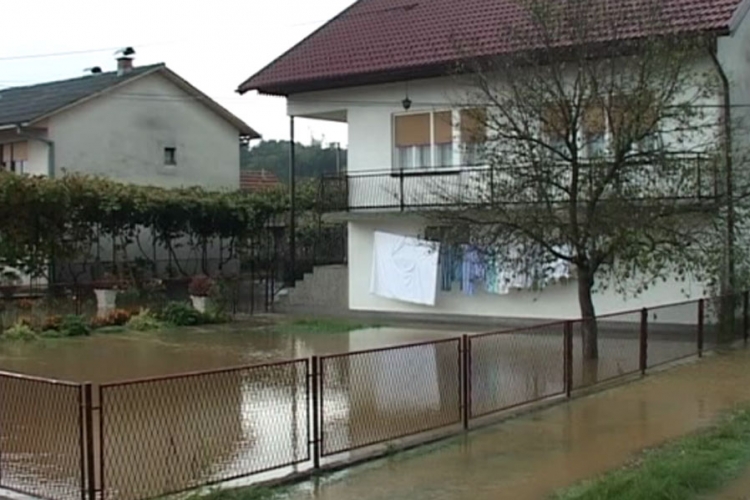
318,155 -> 719,213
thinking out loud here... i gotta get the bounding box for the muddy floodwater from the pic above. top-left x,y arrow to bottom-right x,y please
282,349 -> 750,500
0,322 -> 460,382
0,322 -> 465,500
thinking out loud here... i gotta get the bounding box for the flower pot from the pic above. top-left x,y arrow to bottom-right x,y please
190,295 -> 208,313
94,289 -> 118,316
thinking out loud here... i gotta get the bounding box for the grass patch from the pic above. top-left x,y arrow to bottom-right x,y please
553,406 -> 750,500
269,318 -> 380,334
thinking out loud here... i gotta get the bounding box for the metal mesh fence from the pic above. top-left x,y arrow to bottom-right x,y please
0,372 -> 84,500
573,311 -> 642,389
99,360 -> 309,500
320,339 -> 461,457
469,324 -> 566,418
646,301 -> 700,368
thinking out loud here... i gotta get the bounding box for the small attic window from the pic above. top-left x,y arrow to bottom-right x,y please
164,147 -> 176,166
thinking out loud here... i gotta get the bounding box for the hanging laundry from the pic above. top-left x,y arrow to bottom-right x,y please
439,245 -> 457,292
370,231 -> 440,306
485,255 -> 511,295
461,246 -> 486,296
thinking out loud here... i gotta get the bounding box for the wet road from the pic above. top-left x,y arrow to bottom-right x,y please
282,349 -> 750,500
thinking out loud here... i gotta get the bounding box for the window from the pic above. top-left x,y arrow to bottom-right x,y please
460,108 -> 487,165
0,142 -> 27,174
394,111 -> 453,170
164,147 -> 177,166
582,104 -> 607,157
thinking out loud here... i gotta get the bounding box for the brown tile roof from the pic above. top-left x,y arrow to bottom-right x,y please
238,0 -> 743,96
240,169 -> 282,192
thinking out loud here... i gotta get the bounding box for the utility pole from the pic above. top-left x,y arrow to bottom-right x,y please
289,117 -> 296,284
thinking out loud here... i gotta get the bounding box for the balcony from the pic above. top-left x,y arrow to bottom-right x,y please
318,155 -> 719,213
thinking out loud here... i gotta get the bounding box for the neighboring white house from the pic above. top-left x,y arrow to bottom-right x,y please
0,56 -> 259,189
238,0 -> 750,321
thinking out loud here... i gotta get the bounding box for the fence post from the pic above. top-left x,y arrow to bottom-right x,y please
310,356 -> 321,470
743,291 -> 749,346
639,308 -> 648,375
82,383 -> 96,500
564,321 -> 573,398
698,299 -> 705,358
461,335 -> 470,430
399,169 -> 405,212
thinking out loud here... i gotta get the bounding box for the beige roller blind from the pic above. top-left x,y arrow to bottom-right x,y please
611,93 -> 657,135
12,141 -> 28,161
434,111 -> 452,144
582,104 -> 606,136
1,144 -> 10,163
541,103 -> 567,139
395,113 -> 431,147
461,108 -> 486,144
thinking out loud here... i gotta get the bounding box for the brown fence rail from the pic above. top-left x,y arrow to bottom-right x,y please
0,292 -> 747,500
319,339 -> 462,457
0,372 -> 84,500
98,360 -> 309,500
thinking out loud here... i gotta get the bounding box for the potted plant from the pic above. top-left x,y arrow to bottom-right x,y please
0,269 -> 22,299
188,275 -> 215,313
93,272 -> 121,315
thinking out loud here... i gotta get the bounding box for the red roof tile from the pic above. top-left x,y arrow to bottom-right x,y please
238,0 -> 742,96
240,170 -> 282,192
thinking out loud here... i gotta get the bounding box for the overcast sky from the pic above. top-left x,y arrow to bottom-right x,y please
0,0 -> 352,146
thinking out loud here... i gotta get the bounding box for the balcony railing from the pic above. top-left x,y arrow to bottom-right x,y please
318,156 -> 719,213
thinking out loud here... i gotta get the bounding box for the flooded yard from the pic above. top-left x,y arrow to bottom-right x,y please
0,315 -> 731,500
0,321 -> 460,383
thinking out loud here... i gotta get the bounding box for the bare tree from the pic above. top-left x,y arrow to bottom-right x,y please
428,0 -> 734,361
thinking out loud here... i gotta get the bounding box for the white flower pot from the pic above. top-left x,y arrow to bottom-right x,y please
191,295 -> 208,313
94,289 -> 118,316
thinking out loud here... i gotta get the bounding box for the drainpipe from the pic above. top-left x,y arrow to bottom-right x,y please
14,125 -> 56,178
707,41 -> 735,299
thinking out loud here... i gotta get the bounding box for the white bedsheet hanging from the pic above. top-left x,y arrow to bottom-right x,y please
370,231 -> 440,306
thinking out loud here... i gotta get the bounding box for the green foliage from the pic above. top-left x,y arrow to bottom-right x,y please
59,315 -> 91,337
554,408 -> 750,500
158,301 -> 210,326
126,309 -> 165,331
241,140 -> 346,182
1,321 -> 39,341
0,172 -> 289,278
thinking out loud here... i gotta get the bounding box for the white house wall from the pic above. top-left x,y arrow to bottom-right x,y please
47,72 -> 240,189
348,217 -> 703,322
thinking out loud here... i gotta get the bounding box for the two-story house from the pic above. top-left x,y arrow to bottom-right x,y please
0,55 -> 259,189
238,0 -> 750,321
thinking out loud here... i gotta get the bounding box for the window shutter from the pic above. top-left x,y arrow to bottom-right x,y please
434,111 -> 453,144
611,93 -> 657,136
461,108 -> 486,144
582,104 -> 606,136
395,113 -> 431,147
541,103 -> 567,139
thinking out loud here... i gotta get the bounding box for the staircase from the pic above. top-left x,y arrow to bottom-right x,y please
275,264 -> 348,314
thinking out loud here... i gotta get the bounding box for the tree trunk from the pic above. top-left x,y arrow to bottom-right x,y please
577,268 -> 599,360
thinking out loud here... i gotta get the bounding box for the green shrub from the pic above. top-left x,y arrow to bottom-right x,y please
158,301 -> 207,326
126,309 -> 165,331
2,321 -> 39,341
59,315 -> 91,337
